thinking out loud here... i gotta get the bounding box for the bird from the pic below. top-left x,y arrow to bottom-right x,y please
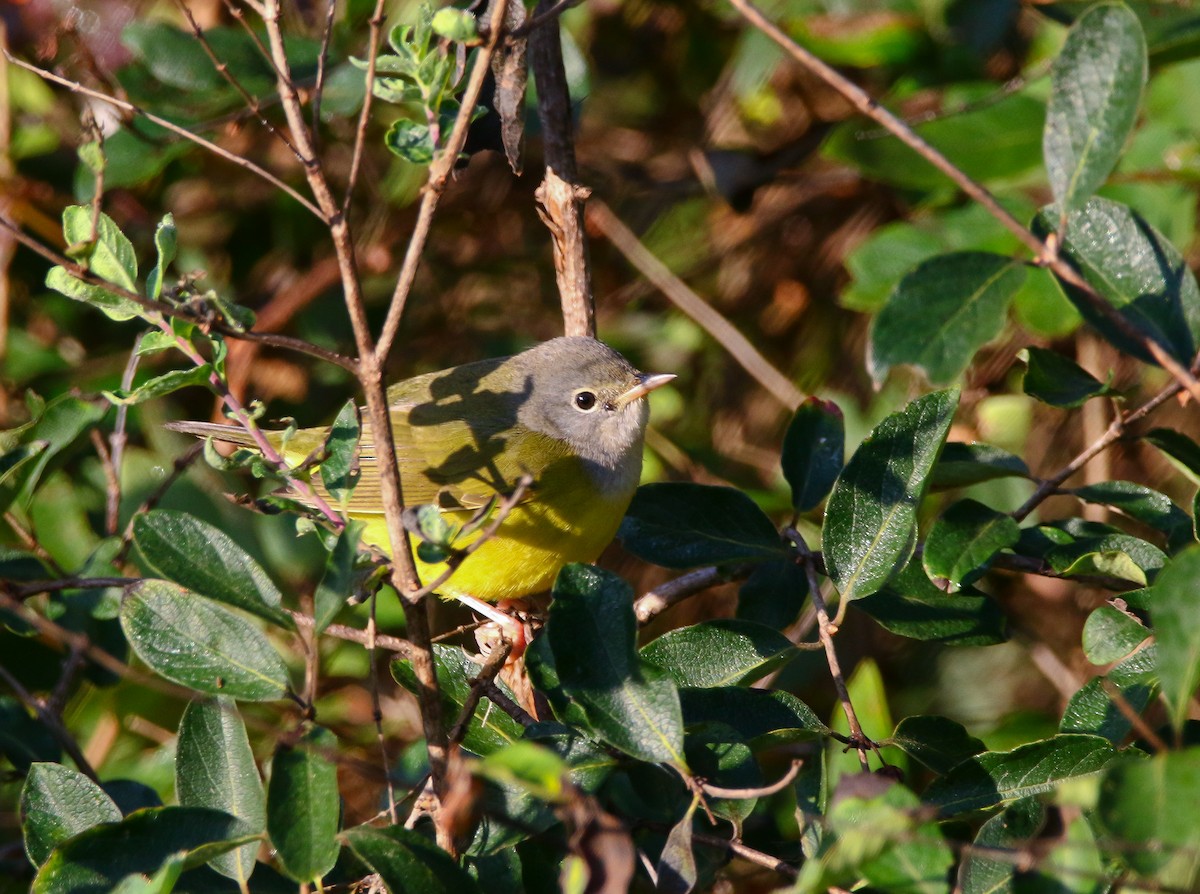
167,337 -> 674,619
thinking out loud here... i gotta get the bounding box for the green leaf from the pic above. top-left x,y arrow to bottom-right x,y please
1044,2 -> 1147,213
21,763 -> 121,867
640,620 -> 797,688
870,253 -> 1025,385
956,798 -> 1044,894
656,798 -> 698,894
45,266 -> 144,323
476,741 -> 570,803
857,566 -> 1008,646
1082,603 -> 1149,665
176,698 -> 265,884
823,389 -> 959,602
1149,545 -> 1200,733
1143,427 -> 1200,481
1095,750 -> 1200,884
1071,480 -> 1193,550
385,118 -> 435,164
931,442 -> 1030,489
782,398 -> 844,513
132,510 -> 292,629
618,483 -> 787,569
267,726 -> 341,884
31,806 -> 257,894
1037,198 -> 1200,367
320,399 -> 360,505
103,365 -> 214,406
0,441 -> 48,490
1061,644 -> 1157,743
1018,346 -> 1117,408
1027,813 -> 1107,894
548,565 -> 686,768
0,698 -> 60,770
430,8 -> 478,42
146,214 -> 176,302
887,716 -> 986,776
313,521 -> 364,633
678,687 -> 830,747
922,734 -> 1119,816
120,580 -> 290,701
342,825 -> 482,894
1046,531 -> 1166,584
61,206 -> 138,292
923,499 -> 1020,591
736,559 -> 809,630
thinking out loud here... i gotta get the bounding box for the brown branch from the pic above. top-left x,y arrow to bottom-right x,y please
724,0 -> 1200,406
2,52 -> 322,219
288,609 -> 411,657
634,565 -> 748,625
587,200 -> 802,409
690,830 -> 798,881
699,759 -> 802,799
510,0 -> 583,39
343,0 -> 389,213
103,333 -> 143,535
448,639 -> 513,747
0,662 -> 99,782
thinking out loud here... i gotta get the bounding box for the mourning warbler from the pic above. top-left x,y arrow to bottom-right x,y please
167,337 -> 674,602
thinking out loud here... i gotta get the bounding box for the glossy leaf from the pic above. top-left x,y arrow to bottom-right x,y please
103,366 -> 214,406
1149,545 -> 1200,733
1072,480 -> 1192,550
870,253 -> 1025,385
267,726 -> 341,883
31,806 -> 257,894
887,716 -> 986,775
923,499 -> 1019,591
824,389 -> 958,601
1044,2 -> 1147,212
320,399 -> 360,505
923,734 -> 1118,816
678,687 -> 829,746
1018,346 -> 1116,407
175,698 -> 265,883
120,580 -> 290,701
782,398 -> 844,513
930,442 -> 1030,488
736,559 -> 809,630
1142,427 -> 1200,480
21,763 -> 121,867
1082,603 -> 1149,665
1046,531 -> 1166,585
1061,644 -> 1157,743
548,565 -> 686,768
342,825 -> 481,894
656,799 -> 699,894
640,620 -> 797,688
132,510 -> 292,629
618,483 -> 787,568
1038,198 -> 1200,366
855,562 -> 1007,646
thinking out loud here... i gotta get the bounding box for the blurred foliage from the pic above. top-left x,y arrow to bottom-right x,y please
6,0 -> 1200,891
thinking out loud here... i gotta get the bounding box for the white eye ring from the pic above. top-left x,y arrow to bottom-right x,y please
573,390 -> 598,412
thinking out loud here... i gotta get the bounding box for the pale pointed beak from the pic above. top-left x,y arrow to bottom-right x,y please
614,372 -> 676,408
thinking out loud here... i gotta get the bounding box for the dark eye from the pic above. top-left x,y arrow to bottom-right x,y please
574,390 -> 597,411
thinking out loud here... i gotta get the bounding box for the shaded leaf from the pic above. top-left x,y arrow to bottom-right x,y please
1142,427 -> 1200,481
856,562 -> 1007,646
21,763 -> 121,868
490,0 -> 528,175
0,697 -> 61,771
342,824 -> 481,894
1061,644 -> 1157,743
656,799 -> 699,894
957,799 -> 1044,894
1072,480 -> 1192,550
313,521 -> 364,633
267,726 -> 341,883
640,620 -> 797,688
923,498 -> 1020,591
824,389 -> 958,601
887,716 -> 986,775
320,400 -> 360,505
782,398 -> 845,513
678,687 -> 829,747
931,442 -> 1030,489
736,559 -> 809,630
1018,346 -> 1116,408
1149,545 -> 1200,733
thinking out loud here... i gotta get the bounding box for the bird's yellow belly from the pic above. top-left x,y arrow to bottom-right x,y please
358,479 -> 633,601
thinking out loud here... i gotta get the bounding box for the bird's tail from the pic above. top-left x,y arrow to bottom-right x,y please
164,420 -> 260,448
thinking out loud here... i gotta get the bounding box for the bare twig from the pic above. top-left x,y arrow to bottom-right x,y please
690,830 -> 798,880
288,609 -> 411,657
700,759 -> 802,799
482,680 -> 538,728
588,200 -> 802,409
343,0 -> 389,213
0,662 -> 99,782
3,52 -> 322,219
510,0 -> 583,38
366,593 -> 399,823
448,639 -> 513,747
634,565 -> 749,625
724,0 -> 1200,406
311,0 -> 338,144
103,333 -> 144,535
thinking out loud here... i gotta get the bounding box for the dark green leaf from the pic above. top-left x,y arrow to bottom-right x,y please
1060,644 -> 1156,743
682,724 -> 760,826
320,400 -> 360,505
1046,531 -> 1166,585
923,734 -> 1119,816
31,806 -> 257,894
120,580 -> 290,701
618,483 -> 786,569
782,398 -> 845,513
343,825 -> 481,894
931,442 -> 1030,489
824,389 -> 958,601
61,206 -> 138,293
548,565 -> 686,768
923,499 -> 1020,591
267,726 -> 341,883
132,510 -> 292,629
1072,480 -> 1192,550
656,799 -> 698,894
104,365 -> 214,406
856,562 -> 1007,646
0,697 -> 60,771
313,521 -> 364,632
1036,198 -> 1200,366
736,559 -> 809,630
1025,813 -> 1107,894
1143,427 -> 1200,480
176,698 -> 265,884
871,253 -> 1025,385
887,716 -> 986,775
1082,603 -> 1149,665
957,799 -> 1044,894
0,441 -> 48,489
1044,2 -> 1147,212
21,763 -> 121,867
1149,545 -> 1200,733
1018,346 -> 1116,408
678,687 -> 829,747
1095,750 -> 1200,883
640,620 -> 797,688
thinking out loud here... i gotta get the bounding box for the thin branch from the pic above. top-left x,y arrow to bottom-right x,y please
690,830 -> 798,881
724,0 -> 1200,406
288,609 -> 412,657
510,0 -> 583,39
343,0 -> 389,213
634,565 -> 749,625
311,0 -> 338,144
2,52 -> 322,219
104,332 -> 143,535
699,759 -> 801,799
1100,677 -> 1169,754
367,593 -> 399,823
448,639 -> 513,747
588,200 -> 802,409
482,680 -> 538,728
0,662 -> 98,782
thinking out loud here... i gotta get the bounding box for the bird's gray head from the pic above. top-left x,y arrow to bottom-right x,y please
513,337 -> 674,474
